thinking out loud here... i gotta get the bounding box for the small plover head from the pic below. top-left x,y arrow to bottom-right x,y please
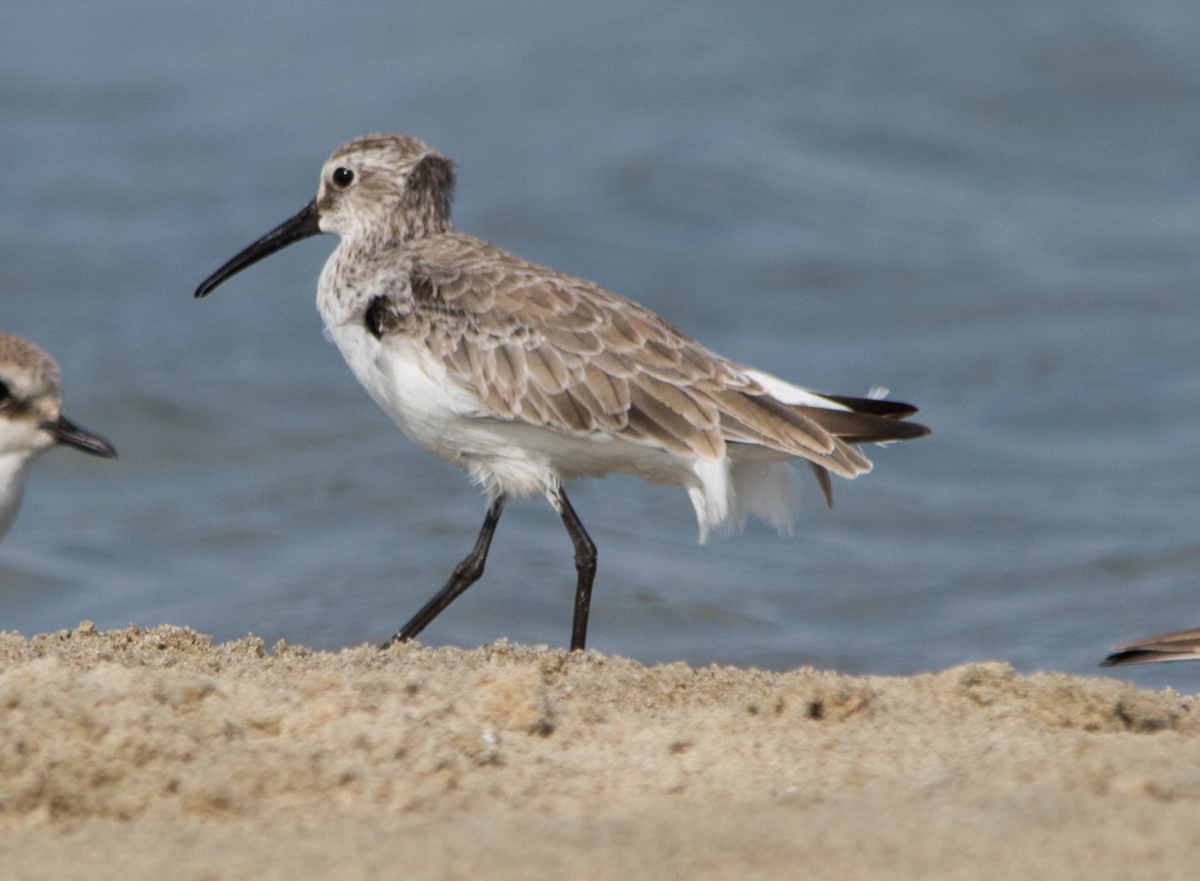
0,334 -> 116,542
195,133 -> 455,299
0,334 -> 117,462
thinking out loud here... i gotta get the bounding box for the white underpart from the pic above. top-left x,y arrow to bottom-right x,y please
685,455 -> 799,544
726,458 -> 800,538
0,447 -> 49,542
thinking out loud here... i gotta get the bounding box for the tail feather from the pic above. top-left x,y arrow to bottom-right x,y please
779,391 -> 929,506
715,368 -> 929,509
793,406 -> 931,444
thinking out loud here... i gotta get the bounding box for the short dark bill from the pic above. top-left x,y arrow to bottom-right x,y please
45,415 -> 117,458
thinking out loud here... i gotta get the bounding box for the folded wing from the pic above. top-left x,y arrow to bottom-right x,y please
365,232 -> 929,501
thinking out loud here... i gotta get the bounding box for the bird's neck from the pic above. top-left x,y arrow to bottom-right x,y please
317,235 -> 414,328
396,213 -> 451,241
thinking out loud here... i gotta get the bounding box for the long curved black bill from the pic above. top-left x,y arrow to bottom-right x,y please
194,199 -> 322,298
44,415 -> 117,458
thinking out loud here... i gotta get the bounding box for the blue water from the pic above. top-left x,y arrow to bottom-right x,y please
2,0 -> 1198,691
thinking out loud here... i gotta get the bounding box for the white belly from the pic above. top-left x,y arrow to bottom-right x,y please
326,325 -> 476,457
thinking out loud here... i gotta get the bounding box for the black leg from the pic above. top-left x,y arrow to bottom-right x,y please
555,486 -> 597,652
381,495 -> 506,649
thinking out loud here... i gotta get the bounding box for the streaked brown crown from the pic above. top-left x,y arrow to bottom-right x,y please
0,334 -> 62,404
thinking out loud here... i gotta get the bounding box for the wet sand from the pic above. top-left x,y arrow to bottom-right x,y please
1,622 -> 1197,879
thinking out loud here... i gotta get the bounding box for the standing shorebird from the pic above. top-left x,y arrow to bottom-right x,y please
195,133 -> 930,651
0,334 -> 117,542
1101,627 -> 1200,666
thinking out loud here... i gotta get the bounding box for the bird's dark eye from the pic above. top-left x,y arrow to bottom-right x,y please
0,380 -> 11,409
332,167 -> 355,188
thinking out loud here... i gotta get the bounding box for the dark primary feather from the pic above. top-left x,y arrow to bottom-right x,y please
820,394 -> 920,419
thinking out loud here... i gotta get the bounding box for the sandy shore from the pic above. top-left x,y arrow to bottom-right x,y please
1,622 -> 1197,880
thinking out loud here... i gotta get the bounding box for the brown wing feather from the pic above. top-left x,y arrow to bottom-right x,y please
1100,627 -> 1200,667
380,233 -> 927,472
